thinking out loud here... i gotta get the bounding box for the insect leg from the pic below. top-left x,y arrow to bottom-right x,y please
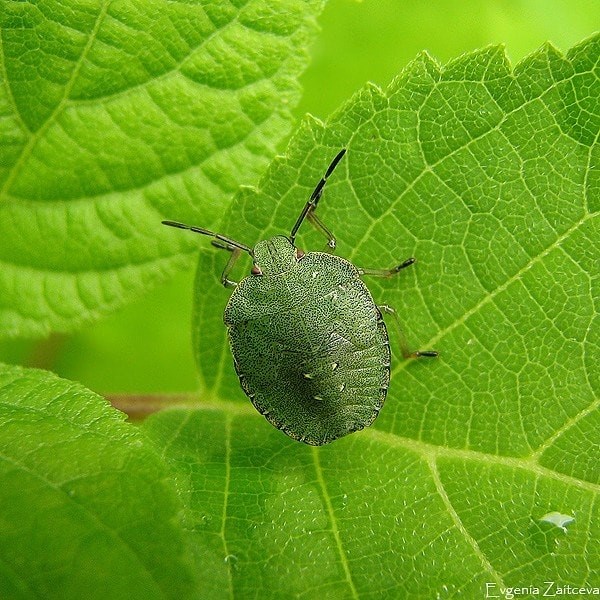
378,304 -> 438,359
358,257 -> 416,277
206,239 -> 244,287
162,220 -> 251,288
289,148 -> 346,249
219,247 -> 243,288
202,238 -> 244,288
306,211 -> 336,249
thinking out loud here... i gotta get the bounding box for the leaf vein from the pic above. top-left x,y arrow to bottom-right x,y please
428,457 -> 507,588
0,0 -> 111,199
312,447 -> 359,600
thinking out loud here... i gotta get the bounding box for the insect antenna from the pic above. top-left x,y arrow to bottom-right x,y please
290,148 -> 346,246
162,220 -> 252,254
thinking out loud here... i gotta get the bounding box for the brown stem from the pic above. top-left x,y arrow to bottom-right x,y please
106,392 -> 200,420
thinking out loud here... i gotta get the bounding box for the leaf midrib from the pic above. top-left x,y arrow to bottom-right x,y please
312,446 -> 359,600
163,401 -> 600,492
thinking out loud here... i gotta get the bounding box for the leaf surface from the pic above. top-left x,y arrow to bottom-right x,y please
149,36 -> 599,597
0,363 -> 200,599
0,0 -> 324,338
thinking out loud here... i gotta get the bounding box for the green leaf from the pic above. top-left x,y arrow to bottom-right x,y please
0,363 -> 201,599
149,36 -> 599,596
0,0 -> 324,338
143,408 -> 598,599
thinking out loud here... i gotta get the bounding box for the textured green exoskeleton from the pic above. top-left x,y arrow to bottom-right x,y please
163,149 -> 437,445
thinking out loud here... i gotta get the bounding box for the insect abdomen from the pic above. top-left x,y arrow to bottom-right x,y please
227,264 -> 390,445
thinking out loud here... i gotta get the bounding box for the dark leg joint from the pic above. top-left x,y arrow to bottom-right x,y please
394,257 -> 416,272
406,349 -> 439,359
358,257 -> 415,278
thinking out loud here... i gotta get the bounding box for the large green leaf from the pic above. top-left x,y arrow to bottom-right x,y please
2,36 -> 597,599
152,36 -> 599,596
142,408 -> 599,598
0,363 -> 200,599
0,0 -> 324,338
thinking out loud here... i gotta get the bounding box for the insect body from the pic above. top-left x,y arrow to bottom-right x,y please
163,149 -> 436,445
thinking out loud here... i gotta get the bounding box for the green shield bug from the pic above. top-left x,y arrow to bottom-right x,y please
163,149 -> 437,445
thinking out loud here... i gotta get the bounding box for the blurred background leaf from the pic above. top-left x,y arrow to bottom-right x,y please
0,0 -> 324,339
0,363 -> 201,600
297,0 -> 600,120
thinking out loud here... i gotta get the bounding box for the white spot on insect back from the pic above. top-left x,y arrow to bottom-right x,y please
312,271 -> 319,278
